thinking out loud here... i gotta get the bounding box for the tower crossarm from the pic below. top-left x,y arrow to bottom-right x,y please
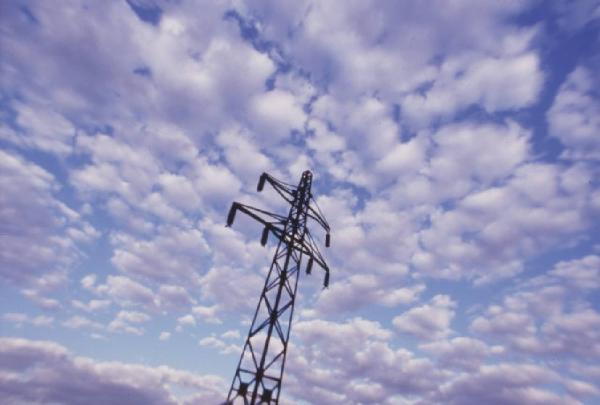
228,201 -> 330,287
307,195 -> 331,248
298,228 -> 330,287
227,202 -> 287,228
257,172 -> 298,204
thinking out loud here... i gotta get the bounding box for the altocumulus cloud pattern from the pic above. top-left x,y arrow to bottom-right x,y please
1,1 -> 600,404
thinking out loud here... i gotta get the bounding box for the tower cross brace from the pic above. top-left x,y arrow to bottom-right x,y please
224,170 -> 330,405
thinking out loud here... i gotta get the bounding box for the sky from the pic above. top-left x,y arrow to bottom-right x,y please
0,0 -> 599,404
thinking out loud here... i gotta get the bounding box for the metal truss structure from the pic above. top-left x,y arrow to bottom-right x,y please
224,170 -> 331,405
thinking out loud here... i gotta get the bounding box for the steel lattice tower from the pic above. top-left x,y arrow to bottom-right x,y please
224,170 -> 331,405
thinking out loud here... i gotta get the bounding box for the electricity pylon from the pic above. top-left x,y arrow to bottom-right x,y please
224,170 -> 331,405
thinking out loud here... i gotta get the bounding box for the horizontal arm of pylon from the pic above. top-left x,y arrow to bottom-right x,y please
227,202 -> 286,231
257,172 -> 297,204
299,229 -> 330,287
307,207 -> 329,232
306,205 -> 331,250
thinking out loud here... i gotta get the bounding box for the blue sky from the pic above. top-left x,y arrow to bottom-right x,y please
1,1 -> 599,404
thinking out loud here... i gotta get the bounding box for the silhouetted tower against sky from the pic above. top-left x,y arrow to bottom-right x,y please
224,170 -> 331,405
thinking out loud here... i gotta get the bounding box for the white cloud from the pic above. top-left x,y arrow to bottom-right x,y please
549,255 -> 600,290
248,1 -> 535,100
312,192 -> 419,279
157,173 -> 201,212
286,317 -> 444,404
110,226 -> 210,284
221,329 -> 240,340
420,337 -> 500,371
375,135 -> 429,179
198,264 -> 264,315
314,274 -> 424,315
191,305 -> 221,324
412,155 -> 595,283
2,313 -> 54,327
198,335 -> 240,355
81,274 -> 97,290
311,95 -> 398,163
72,133 -> 163,208
0,101 -> 75,155
108,310 -> 151,335
393,295 -> 456,340
71,299 -> 111,312
0,0 -> 275,137
187,158 -> 242,208
21,289 -> 62,310
0,337 -> 226,404
548,66 -> 600,159
247,89 -> 306,143
177,314 -> 196,328
63,315 -> 103,331
428,121 -> 530,188
470,254 -> 600,359
0,150 -> 93,289
565,378 -> 600,398
402,52 -> 543,128
428,363 -> 579,405
158,285 -> 195,309
217,124 -> 274,185
96,275 -> 158,310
